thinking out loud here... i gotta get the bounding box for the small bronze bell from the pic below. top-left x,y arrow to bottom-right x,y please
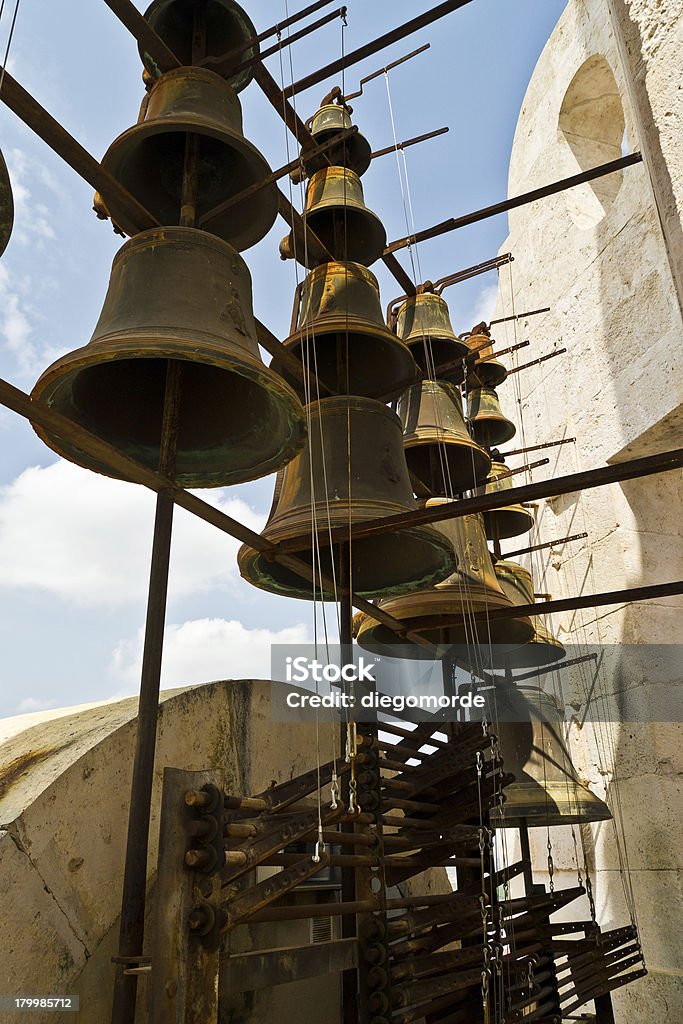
395,292 -> 470,382
483,461 -> 534,541
495,560 -> 566,668
237,397 -> 456,601
279,167 -> 386,268
31,227 -> 306,487
467,386 -> 516,448
271,261 -> 419,402
140,0 -> 259,93
303,103 -> 372,178
101,67 -> 277,250
398,380 -> 491,495
354,503 -> 533,655
0,149 -> 13,258
488,685 -> 612,827
467,323 -> 507,387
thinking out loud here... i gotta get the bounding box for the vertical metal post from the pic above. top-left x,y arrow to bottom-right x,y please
594,990 -> 617,1024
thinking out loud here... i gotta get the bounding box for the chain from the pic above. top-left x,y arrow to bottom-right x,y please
547,834 -> 555,894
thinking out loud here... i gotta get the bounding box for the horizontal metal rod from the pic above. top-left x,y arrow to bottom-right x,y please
506,347 -> 567,376
388,254 -> 513,321
275,445 -> 683,552
385,154 -> 644,254
473,457 -> 550,489
102,0 -> 181,73
202,0 -> 339,72
230,7 -> 347,76
282,0 -> 476,98
343,42 -> 431,101
503,531 -> 588,558
371,126 -> 449,161
510,653 -> 598,682
501,437 -> 576,458
426,339 -> 527,383
480,339 -> 530,360
490,306 -> 551,327
0,67 -> 158,234
198,126 -> 358,226
483,580 -> 683,621
245,899 -> 377,923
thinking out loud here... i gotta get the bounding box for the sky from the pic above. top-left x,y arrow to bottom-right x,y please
0,0 -> 567,719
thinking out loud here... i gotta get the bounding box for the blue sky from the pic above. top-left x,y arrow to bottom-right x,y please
0,0 -> 566,718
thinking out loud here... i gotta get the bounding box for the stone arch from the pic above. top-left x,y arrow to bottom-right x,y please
558,54 -> 626,229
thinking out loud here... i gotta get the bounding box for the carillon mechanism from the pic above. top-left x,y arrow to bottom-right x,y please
139,0 -> 260,92
488,684 -> 612,827
31,227 -> 306,486
100,66 -> 278,249
279,166 -> 387,267
0,149 -> 13,258
271,261 -> 419,400
237,397 -> 455,599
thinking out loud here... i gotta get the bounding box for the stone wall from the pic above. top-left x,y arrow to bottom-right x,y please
489,0 -> 683,1018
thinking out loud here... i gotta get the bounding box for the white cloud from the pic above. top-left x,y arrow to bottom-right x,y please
15,696 -> 59,713
466,282 -> 500,328
111,617 -> 312,691
0,461 -> 267,606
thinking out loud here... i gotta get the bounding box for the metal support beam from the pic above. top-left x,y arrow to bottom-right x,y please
482,579 -> 683,621
222,940 -> 358,994
102,0 -> 181,73
282,0 -> 477,98
0,68 -> 158,233
385,154 -> 644,254
503,532 -> 588,559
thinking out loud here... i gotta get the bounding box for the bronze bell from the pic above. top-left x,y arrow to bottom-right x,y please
101,67 -> 277,251
398,380 -> 491,496
354,503 -> 534,655
467,386 -> 516,448
0,148 -> 13,258
495,560 -> 566,668
303,103 -> 372,178
271,261 -> 419,402
395,292 -> 470,382
279,167 -> 386,268
31,227 -> 307,487
488,685 -> 612,827
237,397 -> 456,601
467,323 -> 507,387
140,0 -> 259,93
483,461 -> 534,541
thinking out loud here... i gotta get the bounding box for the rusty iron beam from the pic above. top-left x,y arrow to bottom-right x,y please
385,154 -> 644,254
506,347 -> 567,376
282,0 -> 477,98
0,68 -> 159,233
343,43 -> 432,102
230,7 -> 347,76
482,579 -> 683,621
102,0 -> 181,72
503,531 -> 588,559
275,445 -> 683,552
490,306 -> 551,327
501,437 -> 576,458
370,125 -> 449,161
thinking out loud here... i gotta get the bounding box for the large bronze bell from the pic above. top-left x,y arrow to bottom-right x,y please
279,167 -> 386,268
467,386 -> 516,448
303,103 -> 372,178
101,67 -> 277,250
140,0 -> 258,93
395,292 -> 470,381
495,560 -> 566,668
483,461 -> 534,541
237,397 -> 456,601
354,503 -> 534,655
271,262 -> 419,402
467,323 -> 507,387
31,227 -> 306,487
398,380 -> 491,495
488,684 -> 612,827
0,149 -> 13,258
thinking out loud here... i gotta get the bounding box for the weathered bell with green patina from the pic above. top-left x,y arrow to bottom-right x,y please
303,103 -> 372,178
495,560 -> 566,668
482,461 -> 534,541
396,292 -> 470,381
467,386 -> 516,448
31,227 -> 306,488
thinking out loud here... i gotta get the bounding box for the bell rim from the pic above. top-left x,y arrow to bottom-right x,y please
474,359 -> 508,387
237,521 -> 456,602
489,781 -> 612,826
275,321 -> 420,403
30,340 -> 308,489
484,506 -> 534,540
403,437 -> 492,492
289,207 -> 388,270
0,149 -> 13,258
101,104 -> 277,251
140,0 -> 259,93
355,605 -> 535,652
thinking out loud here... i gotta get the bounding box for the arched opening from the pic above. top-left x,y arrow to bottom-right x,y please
558,55 -> 626,229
